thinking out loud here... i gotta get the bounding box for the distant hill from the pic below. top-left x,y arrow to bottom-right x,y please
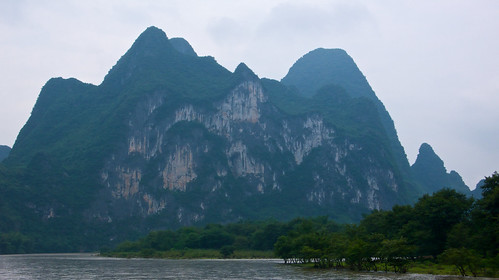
411,143 -> 470,194
471,179 -> 485,198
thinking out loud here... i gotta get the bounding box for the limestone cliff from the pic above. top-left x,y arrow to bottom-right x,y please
3,27 -> 426,250
92,55 -> 408,225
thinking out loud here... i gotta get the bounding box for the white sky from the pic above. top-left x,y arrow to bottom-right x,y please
0,0 -> 498,189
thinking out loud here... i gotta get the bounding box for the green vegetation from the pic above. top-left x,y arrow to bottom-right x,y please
0,27 -> 236,253
279,48 -> 413,200
0,26 -> 477,256
106,172 -> 499,277
102,220 -> 284,259
262,79 -> 386,140
102,249 -> 274,259
272,172 -> 499,277
412,143 -> 470,194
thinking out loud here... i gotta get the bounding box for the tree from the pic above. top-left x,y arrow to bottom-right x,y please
326,232 -> 348,268
411,189 -> 473,257
439,248 -> 482,276
251,221 -> 286,250
274,235 -> 294,263
378,238 -> 414,273
446,222 -> 475,250
345,238 -> 370,271
199,225 -> 234,249
473,172 -> 499,257
220,245 -> 235,258
481,171 -> 499,213
144,230 -> 177,251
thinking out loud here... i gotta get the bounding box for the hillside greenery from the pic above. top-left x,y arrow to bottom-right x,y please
280,48 -> 414,197
275,172 -> 499,276
412,143 -> 470,194
0,31 -> 400,254
104,172 -> 499,277
0,26 -> 473,254
0,27 -> 237,253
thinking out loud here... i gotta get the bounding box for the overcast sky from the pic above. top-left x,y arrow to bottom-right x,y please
0,0 -> 497,189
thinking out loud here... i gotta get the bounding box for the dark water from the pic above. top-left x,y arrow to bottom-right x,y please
0,253 -> 462,279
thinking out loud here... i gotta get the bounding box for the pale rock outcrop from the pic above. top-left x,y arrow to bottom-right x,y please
162,145 -> 197,191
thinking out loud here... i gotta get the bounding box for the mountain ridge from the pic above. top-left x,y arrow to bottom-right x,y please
0,26 -> 471,253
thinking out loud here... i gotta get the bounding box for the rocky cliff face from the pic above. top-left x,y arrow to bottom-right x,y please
90,53 -> 406,226
2,27 -> 435,250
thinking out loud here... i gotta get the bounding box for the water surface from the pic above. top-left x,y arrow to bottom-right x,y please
0,253 -> 462,279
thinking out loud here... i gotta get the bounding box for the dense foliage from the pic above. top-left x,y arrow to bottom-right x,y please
106,172 -> 499,277
272,172 -> 499,276
102,219 -> 293,258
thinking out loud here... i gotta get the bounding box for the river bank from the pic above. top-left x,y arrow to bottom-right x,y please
101,249 -> 498,278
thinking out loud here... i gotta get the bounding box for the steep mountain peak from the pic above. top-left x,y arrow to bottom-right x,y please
169,37 -> 197,57
234,62 -> 258,81
412,143 -> 470,194
124,26 -> 173,57
102,26 -> 175,87
136,26 -> 169,44
417,143 -> 438,159
413,143 -> 447,175
281,48 -> 374,99
281,47 -> 411,185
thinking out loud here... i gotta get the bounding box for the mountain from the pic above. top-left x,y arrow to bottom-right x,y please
281,48 -> 413,189
411,143 -> 470,194
0,26 -> 468,253
282,48 -> 376,99
0,145 -> 10,162
169,37 -> 198,56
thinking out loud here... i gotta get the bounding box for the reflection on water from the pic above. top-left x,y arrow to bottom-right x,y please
0,253 -> 462,280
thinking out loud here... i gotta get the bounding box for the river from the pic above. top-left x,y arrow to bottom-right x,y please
0,253 -> 464,279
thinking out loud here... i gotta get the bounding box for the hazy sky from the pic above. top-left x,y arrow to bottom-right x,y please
0,0 -> 497,189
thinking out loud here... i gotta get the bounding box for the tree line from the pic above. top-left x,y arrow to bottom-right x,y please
104,172 -> 498,276
101,218 -> 289,258
273,172 -> 499,276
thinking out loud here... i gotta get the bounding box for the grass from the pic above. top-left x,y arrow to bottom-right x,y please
407,261 -> 457,275
408,260 -> 498,278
